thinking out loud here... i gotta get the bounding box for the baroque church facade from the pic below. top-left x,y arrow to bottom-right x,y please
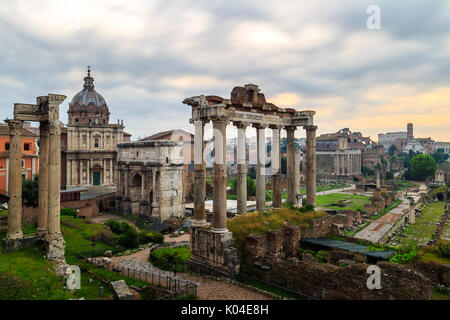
61,68 -> 131,189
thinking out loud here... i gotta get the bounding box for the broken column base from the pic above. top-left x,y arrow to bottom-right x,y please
2,235 -> 41,253
45,234 -> 66,262
188,227 -> 240,278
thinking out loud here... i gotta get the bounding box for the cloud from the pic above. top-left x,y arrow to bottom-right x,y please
0,0 -> 448,142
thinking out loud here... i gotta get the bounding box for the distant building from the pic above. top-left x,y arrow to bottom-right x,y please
435,142 -> 450,155
378,131 -> 407,151
115,140 -> 185,221
140,129 -> 195,202
316,130 -> 362,180
61,68 -> 131,189
0,124 -> 39,194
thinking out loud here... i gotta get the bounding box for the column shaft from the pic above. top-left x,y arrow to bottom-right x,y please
236,123 -> 248,214
37,121 -> 49,236
271,127 -> 282,208
193,120 -> 207,226
212,119 -> 228,232
306,126 -> 317,206
286,126 -> 297,204
47,121 -> 62,238
255,126 -> 266,211
6,120 -> 24,240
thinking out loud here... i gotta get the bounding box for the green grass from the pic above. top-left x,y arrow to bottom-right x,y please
396,181 -> 419,191
0,209 -> 7,217
61,216 -> 118,264
315,193 -> 371,211
0,247 -> 74,300
393,202 -> 446,249
150,246 -> 191,272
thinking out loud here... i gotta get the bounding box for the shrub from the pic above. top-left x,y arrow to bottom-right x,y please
389,250 -> 418,264
437,241 -> 450,259
60,208 -> 78,218
105,219 -> 133,235
118,229 -> 139,248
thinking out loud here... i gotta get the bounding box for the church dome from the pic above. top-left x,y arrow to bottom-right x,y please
70,67 -> 107,107
68,67 -> 110,125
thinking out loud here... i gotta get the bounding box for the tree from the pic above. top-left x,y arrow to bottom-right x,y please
410,154 -> 437,181
22,174 -> 39,207
431,149 -> 449,164
388,144 -> 398,156
248,167 -> 256,179
361,166 -> 374,177
385,171 -> 394,180
247,177 -> 256,198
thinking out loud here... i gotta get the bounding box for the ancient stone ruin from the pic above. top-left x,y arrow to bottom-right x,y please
2,94 -> 66,262
183,84 -> 317,276
115,140 -> 185,221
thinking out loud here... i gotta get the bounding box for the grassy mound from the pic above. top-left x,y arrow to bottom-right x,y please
228,208 -> 327,252
0,247 -> 72,300
315,193 -> 371,211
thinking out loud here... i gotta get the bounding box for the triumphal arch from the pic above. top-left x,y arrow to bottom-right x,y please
183,84 -> 317,276
2,94 -> 66,262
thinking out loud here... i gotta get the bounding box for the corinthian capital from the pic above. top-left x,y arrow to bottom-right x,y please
49,120 -> 61,135
6,119 -> 23,136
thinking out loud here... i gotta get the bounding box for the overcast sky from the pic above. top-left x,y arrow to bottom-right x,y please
0,0 -> 449,141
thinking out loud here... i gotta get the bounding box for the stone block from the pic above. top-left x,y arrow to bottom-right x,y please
111,280 -> 134,300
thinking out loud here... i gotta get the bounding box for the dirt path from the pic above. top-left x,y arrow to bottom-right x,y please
111,248 -> 150,264
89,213 -> 140,230
179,273 -> 274,300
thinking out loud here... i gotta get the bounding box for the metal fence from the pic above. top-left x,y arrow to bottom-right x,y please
80,254 -> 197,297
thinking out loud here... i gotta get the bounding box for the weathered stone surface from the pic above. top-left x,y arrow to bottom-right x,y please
412,260 -> 450,287
189,227 -> 240,277
245,255 -> 432,300
111,280 -> 134,300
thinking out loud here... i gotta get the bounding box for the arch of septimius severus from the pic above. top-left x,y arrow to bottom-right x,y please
2,94 -> 66,262
183,84 -> 316,276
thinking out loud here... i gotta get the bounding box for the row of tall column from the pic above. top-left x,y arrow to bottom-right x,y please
336,152 -> 361,176
6,118 -> 64,260
67,158 -> 115,187
191,119 -> 317,233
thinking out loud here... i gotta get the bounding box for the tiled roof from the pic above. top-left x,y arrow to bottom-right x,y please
140,129 -> 193,141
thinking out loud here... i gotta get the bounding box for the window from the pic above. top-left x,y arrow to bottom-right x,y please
82,136 -> 87,144
94,139 -> 99,148
22,160 -> 25,168
24,143 -> 30,151
5,143 -> 10,150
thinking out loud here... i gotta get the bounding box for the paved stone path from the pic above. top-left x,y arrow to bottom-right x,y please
354,198 -> 410,243
109,246 -> 273,300
179,273 -> 273,300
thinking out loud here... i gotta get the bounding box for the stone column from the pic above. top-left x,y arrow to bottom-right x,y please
192,120 -> 208,227
109,159 -> 113,184
212,118 -> 228,233
295,146 -> 301,206
286,126 -> 297,205
271,126 -> 282,208
37,121 -> 49,237
5,120 -> 24,240
255,124 -> 267,211
47,119 -> 65,261
306,126 -> 317,206
235,122 -> 248,214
